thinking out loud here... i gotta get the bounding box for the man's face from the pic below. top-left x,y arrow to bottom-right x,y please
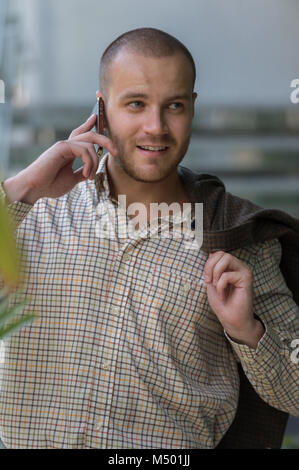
101,49 -> 197,183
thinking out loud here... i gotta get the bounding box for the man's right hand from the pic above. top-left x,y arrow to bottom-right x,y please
3,114 -> 118,204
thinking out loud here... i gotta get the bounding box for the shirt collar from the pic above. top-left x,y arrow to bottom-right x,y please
94,152 -> 119,205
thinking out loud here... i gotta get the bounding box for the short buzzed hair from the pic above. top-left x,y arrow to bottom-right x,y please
99,27 -> 196,98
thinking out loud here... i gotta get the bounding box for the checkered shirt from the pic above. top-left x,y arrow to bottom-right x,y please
0,153 -> 298,449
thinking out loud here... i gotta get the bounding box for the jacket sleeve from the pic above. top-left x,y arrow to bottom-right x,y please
224,237 -> 299,417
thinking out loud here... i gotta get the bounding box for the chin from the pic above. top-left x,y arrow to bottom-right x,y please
117,149 -> 182,183
131,165 -> 176,184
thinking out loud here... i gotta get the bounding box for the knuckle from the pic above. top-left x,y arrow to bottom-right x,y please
211,250 -> 224,257
55,140 -> 67,148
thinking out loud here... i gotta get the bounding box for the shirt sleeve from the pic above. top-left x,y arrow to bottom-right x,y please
224,237 -> 299,417
0,180 -> 34,227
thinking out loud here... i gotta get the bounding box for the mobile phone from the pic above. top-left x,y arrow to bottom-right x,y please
96,97 -> 105,157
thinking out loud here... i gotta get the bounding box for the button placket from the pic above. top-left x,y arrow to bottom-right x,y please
95,255 -> 132,448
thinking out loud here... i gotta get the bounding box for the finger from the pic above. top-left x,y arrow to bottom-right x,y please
216,272 -> 240,301
70,130 -> 118,156
54,141 -> 95,179
204,251 -> 226,282
69,142 -> 95,178
213,256 -> 251,287
69,114 -> 97,139
74,141 -> 99,179
210,253 -> 235,286
205,252 -> 245,285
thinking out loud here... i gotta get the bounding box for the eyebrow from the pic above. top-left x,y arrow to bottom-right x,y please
119,91 -> 191,102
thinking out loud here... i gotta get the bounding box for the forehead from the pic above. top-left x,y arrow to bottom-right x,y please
107,49 -> 193,98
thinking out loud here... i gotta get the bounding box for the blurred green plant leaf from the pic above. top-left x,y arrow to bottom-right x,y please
0,199 -> 20,286
0,313 -> 36,339
0,287 -> 9,314
0,291 -> 36,340
0,192 -> 35,339
0,299 -> 27,326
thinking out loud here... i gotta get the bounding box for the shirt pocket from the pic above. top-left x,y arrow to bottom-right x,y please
137,265 -> 208,357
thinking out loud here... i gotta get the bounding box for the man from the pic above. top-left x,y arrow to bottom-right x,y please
0,27 -> 298,449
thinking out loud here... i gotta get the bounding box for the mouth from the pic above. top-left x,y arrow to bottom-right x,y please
137,145 -> 169,157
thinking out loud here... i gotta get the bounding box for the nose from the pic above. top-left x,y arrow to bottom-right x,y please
143,107 -> 169,136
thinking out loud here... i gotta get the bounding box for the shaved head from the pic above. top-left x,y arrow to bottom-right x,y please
99,27 -> 196,100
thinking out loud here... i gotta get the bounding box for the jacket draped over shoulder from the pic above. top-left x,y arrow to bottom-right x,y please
178,164 -> 299,449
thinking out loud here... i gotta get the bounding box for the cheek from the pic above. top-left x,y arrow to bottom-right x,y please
168,113 -> 191,135
109,115 -> 139,141
171,120 -> 190,142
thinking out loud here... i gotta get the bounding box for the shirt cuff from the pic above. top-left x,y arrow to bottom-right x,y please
224,318 -> 282,370
0,181 -> 34,226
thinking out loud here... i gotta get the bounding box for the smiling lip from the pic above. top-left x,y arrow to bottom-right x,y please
137,145 -> 169,157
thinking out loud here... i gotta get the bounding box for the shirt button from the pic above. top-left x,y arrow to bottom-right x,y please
95,422 -> 103,431
182,282 -> 191,293
102,362 -> 110,370
122,253 -> 130,262
111,306 -> 118,316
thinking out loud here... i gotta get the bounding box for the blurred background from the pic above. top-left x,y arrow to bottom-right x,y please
0,0 -> 298,448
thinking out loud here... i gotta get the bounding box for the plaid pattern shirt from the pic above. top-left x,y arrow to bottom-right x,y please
0,153 -> 299,449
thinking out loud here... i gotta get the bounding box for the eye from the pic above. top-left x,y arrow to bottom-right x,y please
169,102 -> 183,110
128,101 -> 143,109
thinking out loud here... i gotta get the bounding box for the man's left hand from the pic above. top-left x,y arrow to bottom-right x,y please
204,251 -> 265,349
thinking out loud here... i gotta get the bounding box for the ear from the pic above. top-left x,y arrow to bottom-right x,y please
192,92 -> 198,118
96,90 -> 104,99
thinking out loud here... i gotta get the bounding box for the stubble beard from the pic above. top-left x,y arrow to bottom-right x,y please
107,130 -> 191,184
